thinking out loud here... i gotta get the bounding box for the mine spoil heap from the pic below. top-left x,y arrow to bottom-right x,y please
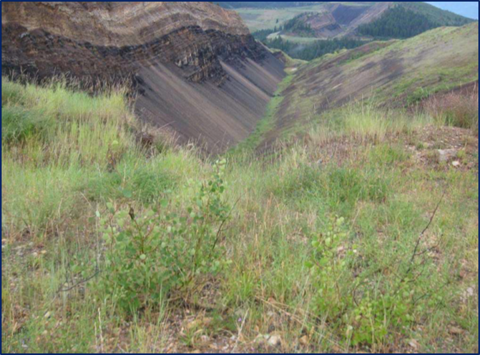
2,2 -> 285,153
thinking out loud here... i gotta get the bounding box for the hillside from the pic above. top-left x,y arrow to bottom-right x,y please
253,23 -> 478,150
231,2 -> 474,62
2,3 -> 479,354
222,2 -> 474,37
2,2 -> 285,153
218,2 -> 320,10
402,2 -> 477,25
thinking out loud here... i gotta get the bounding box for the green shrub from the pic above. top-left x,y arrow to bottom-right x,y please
408,87 -> 431,105
97,160 -> 230,313
306,215 -> 444,347
306,216 -> 356,318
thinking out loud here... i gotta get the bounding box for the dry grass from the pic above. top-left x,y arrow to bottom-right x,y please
424,83 -> 479,131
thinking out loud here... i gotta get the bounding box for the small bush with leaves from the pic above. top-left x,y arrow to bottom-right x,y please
306,216 -> 357,319
307,214 -> 450,347
98,159 -> 230,313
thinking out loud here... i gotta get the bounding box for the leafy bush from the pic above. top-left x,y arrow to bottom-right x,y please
306,216 -> 356,318
408,87 -> 432,105
306,214 -> 450,346
98,160 -> 230,313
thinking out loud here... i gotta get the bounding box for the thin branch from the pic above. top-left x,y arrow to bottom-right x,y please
406,189 -> 446,274
394,189 -> 447,295
57,270 -> 101,293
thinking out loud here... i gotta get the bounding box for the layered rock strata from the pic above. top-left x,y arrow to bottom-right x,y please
2,2 -> 285,152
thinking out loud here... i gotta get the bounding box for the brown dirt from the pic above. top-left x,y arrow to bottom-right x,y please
301,125 -> 479,174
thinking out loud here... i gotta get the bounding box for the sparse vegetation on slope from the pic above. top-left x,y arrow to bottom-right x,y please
2,72 -> 478,353
257,23 -> 478,149
263,36 -> 368,61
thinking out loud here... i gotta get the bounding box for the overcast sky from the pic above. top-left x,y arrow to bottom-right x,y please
427,2 -> 479,20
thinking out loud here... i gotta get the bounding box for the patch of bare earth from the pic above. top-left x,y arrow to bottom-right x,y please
409,125 -> 478,172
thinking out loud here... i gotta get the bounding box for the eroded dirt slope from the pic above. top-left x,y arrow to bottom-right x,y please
2,2 -> 285,153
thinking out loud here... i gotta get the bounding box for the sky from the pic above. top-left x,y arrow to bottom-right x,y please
427,2 -> 479,20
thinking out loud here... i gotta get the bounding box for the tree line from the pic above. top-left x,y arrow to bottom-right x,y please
357,6 -> 439,39
283,14 -> 315,36
264,36 -> 367,61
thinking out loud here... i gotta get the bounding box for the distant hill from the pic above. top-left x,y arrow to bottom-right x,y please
219,2 -> 475,39
398,2 -> 474,26
356,3 -> 474,40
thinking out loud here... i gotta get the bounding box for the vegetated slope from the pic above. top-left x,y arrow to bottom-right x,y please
1,2 -> 285,153
282,12 -> 343,38
256,23 -> 478,150
357,3 -> 474,39
401,2 -> 476,26
357,6 -> 439,39
3,78 -> 479,353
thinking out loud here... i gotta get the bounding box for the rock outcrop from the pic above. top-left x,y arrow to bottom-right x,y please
2,2 -> 285,152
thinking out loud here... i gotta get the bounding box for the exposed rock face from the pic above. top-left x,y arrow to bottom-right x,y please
2,2 -> 250,46
2,2 -> 285,153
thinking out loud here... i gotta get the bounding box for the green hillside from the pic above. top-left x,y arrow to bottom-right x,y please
217,2 -> 322,9
243,2 -> 475,61
399,2 -> 475,26
359,3 -> 474,40
253,23 -> 478,148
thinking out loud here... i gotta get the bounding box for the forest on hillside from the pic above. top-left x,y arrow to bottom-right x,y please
282,14 -> 316,36
357,6 -> 440,39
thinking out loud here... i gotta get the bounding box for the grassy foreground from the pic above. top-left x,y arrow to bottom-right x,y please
2,78 -> 478,353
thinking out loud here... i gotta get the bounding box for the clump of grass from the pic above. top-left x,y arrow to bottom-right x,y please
83,155 -> 176,205
307,101 -> 431,147
1,106 -> 54,144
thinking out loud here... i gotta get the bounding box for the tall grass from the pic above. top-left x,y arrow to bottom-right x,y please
308,101 -> 431,145
423,84 -> 479,131
2,78 -> 478,353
